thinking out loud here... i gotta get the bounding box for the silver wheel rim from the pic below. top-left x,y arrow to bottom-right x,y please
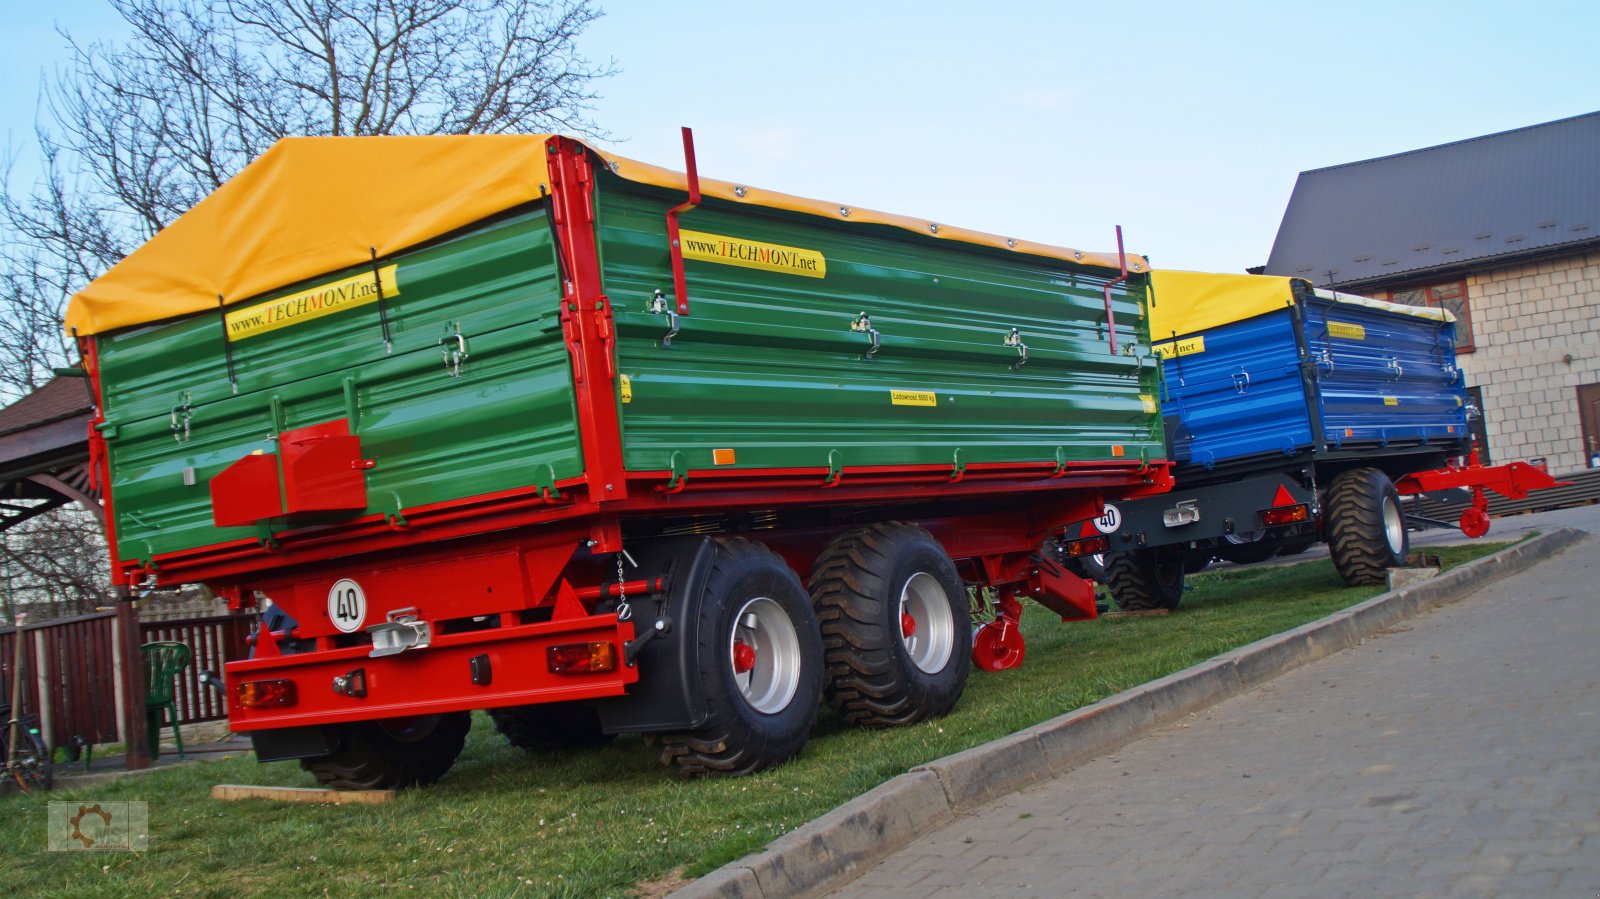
899,572 -> 955,675
730,596 -> 802,715
1224,531 -> 1264,545
1383,495 -> 1406,554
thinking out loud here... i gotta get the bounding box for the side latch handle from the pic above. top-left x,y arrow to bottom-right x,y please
648,289 -> 680,347
440,322 -> 470,378
851,312 -> 881,361
1004,327 -> 1028,369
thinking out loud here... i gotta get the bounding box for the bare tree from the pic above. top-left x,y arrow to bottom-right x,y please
1,506 -> 114,623
1,0 -> 614,397
0,0 -> 614,619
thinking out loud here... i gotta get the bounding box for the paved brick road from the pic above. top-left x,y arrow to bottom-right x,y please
831,535 -> 1599,898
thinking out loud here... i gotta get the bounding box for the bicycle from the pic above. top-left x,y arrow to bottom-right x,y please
5,632 -> 53,793
2,701 -> 53,793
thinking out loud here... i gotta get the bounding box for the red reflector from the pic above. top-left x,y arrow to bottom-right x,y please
236,679 -> 297,709
1261,504 -> 1311,527
1271,484 -> 1296,508
1062,535 -> 1111,557
547,641 -> 617,675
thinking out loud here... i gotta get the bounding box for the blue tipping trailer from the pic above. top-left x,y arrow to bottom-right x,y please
1060,271 -> 1559,610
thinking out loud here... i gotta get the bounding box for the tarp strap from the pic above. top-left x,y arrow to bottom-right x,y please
370,248 -> 393,353
216,295 -> 238,394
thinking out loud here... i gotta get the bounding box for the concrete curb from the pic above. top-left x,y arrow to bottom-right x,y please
670,528 -> 1588,899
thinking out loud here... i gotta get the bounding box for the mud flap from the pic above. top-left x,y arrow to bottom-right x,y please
595,536 -> 721,734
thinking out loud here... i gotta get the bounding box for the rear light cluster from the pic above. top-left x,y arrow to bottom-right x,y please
547,641 -> 617,675
236,679 -> 297,709
1260,503 -> 1311,527
1060,535 -> 1110,557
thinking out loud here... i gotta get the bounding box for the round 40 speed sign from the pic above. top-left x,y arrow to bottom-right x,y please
327,578 -> 368,634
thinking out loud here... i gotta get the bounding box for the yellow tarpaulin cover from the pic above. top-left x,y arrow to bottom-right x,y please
1148,270 -> 1451,341
66,135 -> 1147,336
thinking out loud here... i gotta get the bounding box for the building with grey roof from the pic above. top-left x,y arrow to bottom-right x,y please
1265,111 -> 1600,473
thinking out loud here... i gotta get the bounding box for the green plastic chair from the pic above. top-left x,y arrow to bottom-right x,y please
141,642 -> 193,760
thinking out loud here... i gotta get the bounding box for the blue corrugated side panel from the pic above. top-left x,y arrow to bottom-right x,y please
1162,308 -> 1311,467
1304,297 -> 1468,450
1162,301 -> 1468,468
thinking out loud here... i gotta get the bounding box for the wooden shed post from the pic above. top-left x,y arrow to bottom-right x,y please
115,587 -> 150,769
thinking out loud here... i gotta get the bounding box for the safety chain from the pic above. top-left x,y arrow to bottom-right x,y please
615,552 -> 631,621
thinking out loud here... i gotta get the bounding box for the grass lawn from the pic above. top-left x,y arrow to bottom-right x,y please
1,543 -> 1511,897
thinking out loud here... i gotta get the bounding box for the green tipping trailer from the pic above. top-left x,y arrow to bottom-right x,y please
68,133 -> 1173,787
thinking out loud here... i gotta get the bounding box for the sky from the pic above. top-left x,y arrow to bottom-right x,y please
2,0 -> 1598,273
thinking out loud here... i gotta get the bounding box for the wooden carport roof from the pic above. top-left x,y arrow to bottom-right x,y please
0,376 -> 100,529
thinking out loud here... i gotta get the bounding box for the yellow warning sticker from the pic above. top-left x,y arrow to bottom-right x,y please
619,374 -> 633,404
225,265 -> 399,341
1140,394 -> 1159,414
1383,396 -> 1399,406
891,390 -> 937,407
1152,335 -> 1205,358
1328,321 -> 1366,340
680,230 -> 826,279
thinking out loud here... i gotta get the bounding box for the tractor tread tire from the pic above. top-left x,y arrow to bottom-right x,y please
1103,546 -> 1185,612
649,538 -> 823,778
489,702 -> 613,754
1218,538 -> 1279,566
808,522 -> 969,728
1326,467 -> 1408,586
301,712 -> 471,791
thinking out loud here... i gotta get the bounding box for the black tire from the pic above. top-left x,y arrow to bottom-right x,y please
1183,554 -> 1214,574
649,538 -> 823,777
1103,545 -> 1186,611
1326,467 -> 1409,586
9,726 -> 53,793
489,702 -> 613,753
1076,553 -> 1109,583
1217,532 -> 1278,566
1276,538 -> 1319,557
301,712 -> 470,790
808,523 -> 971,728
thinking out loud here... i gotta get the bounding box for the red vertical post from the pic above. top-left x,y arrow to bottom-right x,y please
546,137 -> 629,517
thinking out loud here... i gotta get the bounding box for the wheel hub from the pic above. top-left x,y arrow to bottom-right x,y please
732,641 -> 756,674
729,596 -> 802,715
899,572 -> 955,675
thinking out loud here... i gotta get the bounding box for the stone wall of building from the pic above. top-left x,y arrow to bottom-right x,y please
1456,250 -> 1600,473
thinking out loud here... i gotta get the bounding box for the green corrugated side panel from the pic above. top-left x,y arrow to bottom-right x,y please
597,174 -> 1163,473
97,207 -> 580,564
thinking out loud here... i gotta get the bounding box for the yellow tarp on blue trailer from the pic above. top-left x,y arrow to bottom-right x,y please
1148,270 -> 1451,343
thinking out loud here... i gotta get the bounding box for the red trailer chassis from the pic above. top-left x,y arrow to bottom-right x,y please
80,139 -> 1176,749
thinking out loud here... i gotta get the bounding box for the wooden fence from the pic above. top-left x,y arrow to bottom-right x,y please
141,613 -> 254,727
0,610 -> 253,752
